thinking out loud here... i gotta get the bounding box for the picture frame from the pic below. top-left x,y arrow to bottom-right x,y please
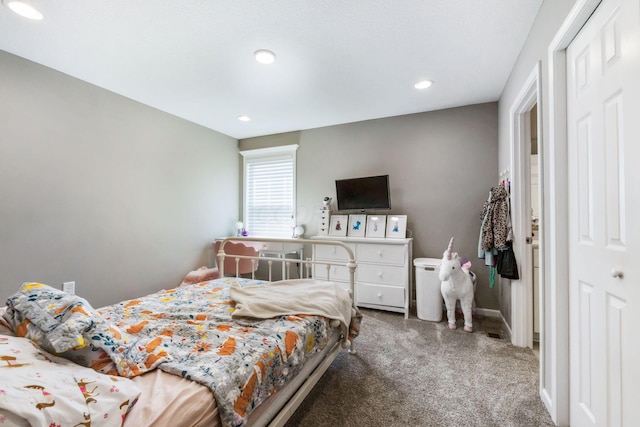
365,215 -> 387,238
386,215 -> 407,238
347,214 -> 367,237
329,214 -> 348,237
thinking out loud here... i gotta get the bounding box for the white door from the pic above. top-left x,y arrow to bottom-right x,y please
567,0 -> 640,425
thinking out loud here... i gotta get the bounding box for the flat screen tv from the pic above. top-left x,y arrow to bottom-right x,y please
335,175 -> 391,211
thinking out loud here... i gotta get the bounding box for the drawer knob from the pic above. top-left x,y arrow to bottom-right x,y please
377,251 -> 383,256
377,293 -> 382,298
378,272 -> 383,278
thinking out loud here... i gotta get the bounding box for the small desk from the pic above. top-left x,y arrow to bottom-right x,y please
214,237 -> 304,279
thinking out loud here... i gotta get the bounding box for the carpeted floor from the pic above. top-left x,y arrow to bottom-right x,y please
284,308 -> 555,427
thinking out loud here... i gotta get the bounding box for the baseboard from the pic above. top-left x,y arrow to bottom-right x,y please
410,302 -> 504,321
500,312 -> 512,342
475,308 -> 501,318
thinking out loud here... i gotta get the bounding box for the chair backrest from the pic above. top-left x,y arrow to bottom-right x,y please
213,241 -> 260,277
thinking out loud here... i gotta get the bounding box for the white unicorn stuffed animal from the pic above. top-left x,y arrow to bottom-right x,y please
439,237 -> 475,332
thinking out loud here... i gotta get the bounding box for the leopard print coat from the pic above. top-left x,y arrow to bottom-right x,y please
481,185 -> 510,251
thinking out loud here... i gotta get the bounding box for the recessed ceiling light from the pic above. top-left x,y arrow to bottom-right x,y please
2,0 -> 43,20
254,49 -> 276,65
414,80 -> 433,90
237,115 -> 251,122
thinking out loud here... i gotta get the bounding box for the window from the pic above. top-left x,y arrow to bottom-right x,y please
240,145 -> 298,238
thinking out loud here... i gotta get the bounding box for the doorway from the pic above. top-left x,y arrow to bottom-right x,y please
509,62 -> 541,350
529,105 -> 541,351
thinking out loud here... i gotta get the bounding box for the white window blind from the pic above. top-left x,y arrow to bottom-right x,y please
240,145 -> 298,238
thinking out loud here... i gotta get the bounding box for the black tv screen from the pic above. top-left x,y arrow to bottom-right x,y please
335,175 -> 391,211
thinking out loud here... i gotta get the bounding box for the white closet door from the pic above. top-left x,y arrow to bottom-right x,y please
567,0 -> 640,425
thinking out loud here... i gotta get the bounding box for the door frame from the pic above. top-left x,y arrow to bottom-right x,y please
509,62 -> 541,350
545,0 -> 602,424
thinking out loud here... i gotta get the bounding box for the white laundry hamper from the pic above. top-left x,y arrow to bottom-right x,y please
414,258 -> 443,321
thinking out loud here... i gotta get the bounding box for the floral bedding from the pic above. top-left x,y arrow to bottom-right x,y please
4,279 -> 356,427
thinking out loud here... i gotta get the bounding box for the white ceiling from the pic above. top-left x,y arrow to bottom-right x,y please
0,0 -> 542,139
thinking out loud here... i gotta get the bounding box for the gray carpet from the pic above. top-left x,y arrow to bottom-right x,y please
284,308 -> 555,427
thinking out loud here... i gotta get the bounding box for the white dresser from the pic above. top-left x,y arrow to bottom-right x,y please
311,235 -> 413,318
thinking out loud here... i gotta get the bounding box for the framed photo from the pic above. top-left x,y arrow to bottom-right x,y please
347,214 -> 367,237
365,215 -> 387,238
386,215 -> 407,238
329,214 -> 348,237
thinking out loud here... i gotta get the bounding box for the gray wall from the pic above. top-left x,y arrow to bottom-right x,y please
497,0 -> 576,325
0,51 -> 239,307
0,53 -> 501,310
241,103 -> 500,309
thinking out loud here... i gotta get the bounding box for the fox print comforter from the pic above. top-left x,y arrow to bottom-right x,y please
4,279 -> 345,427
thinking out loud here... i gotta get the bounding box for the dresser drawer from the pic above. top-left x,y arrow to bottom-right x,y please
313,264 -> 353,283
357,283 -> 404,307
357,243 -> 406,265
314,243 -> 355,261
357,264 -> 405,286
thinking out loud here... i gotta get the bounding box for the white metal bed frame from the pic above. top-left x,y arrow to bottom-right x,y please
216,237 -> 358,427
216,237 -> 356,287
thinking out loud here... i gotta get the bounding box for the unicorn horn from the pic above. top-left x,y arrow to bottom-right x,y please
446,237 -> 454,260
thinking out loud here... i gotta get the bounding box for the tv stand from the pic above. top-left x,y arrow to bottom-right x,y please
311,235 -> 413,318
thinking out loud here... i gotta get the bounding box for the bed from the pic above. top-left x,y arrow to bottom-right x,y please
0,237 -> 360,427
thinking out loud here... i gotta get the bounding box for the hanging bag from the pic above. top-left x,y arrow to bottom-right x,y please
497,241 -> 519,280
496,186 -> 519,280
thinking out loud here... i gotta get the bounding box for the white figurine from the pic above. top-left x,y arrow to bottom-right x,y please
322,196 -> 332,210
439,237 -> 475,332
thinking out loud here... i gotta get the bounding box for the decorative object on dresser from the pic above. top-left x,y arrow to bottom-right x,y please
365,215 -> 387,238
329,214 -> 348,237
386,215 -> 407,238
318,209 -> 330,235
312,235 -> 413,318
322,196 -> 332,210
347,214 -> 367,237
